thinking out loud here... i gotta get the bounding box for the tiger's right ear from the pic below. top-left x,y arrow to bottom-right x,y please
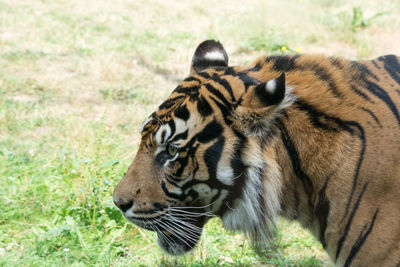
234,73 -> 296,136
190,40 -> 229,75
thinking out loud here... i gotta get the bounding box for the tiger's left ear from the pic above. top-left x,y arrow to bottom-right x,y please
190,40 -> 229,75
234,73 -> 295,135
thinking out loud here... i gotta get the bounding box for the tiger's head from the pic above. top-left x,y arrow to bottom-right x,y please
113,40 -> 295,255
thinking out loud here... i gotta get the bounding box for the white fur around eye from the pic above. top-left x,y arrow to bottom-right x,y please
163,152 -> 179,167
155,124 -> 171,145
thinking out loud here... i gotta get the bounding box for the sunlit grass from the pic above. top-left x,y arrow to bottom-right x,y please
0,0 -> 399,265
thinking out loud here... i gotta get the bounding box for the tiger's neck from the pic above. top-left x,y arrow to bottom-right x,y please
273,102 -> 349,250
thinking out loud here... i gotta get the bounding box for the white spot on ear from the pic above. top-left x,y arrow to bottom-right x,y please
155,124 -> 171,145
266,79 -> 276,93
204,51 -> 226,61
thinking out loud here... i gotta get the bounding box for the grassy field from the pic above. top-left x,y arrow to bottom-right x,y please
0,0 -> 399,266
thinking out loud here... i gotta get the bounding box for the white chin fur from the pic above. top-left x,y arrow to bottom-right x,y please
157,236 -> 186,256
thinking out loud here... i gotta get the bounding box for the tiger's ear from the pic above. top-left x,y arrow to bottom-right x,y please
243,73 -> 286,109
234,73 -> 295,135
190,40 -> 229,75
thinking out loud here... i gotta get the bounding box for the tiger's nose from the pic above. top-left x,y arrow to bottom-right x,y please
113,198 -> 134,213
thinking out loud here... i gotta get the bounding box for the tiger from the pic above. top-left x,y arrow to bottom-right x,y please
113,40 -> 400,266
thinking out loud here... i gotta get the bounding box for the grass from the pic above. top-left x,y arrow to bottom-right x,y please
0,0 -> 399,266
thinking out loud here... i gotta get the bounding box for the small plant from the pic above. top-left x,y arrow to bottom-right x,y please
351,6 -> 389,32
240,36 -> 301,54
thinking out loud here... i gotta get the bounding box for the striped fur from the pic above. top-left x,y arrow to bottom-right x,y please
113,40 -> 400,265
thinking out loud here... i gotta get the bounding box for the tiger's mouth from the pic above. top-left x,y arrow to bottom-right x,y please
125,208 -> 211,255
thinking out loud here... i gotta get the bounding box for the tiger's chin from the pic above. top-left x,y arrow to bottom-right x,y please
127,213 -> 207,256
156,229 -> 202,256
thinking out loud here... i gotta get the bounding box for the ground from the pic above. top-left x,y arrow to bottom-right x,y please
0,0 -> 399,266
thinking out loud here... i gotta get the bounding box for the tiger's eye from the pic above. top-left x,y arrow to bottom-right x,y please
167,145 -> 178,156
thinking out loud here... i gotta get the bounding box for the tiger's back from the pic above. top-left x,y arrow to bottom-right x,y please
264,54 -> 400,266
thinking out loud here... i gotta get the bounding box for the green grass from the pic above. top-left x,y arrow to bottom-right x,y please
0,0 -> 399,266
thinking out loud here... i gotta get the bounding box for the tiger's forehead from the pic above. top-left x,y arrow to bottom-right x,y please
139,64 -> 260,142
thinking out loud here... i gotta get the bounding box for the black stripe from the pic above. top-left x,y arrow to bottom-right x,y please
169,130 -> 188,143
212,73 -> 236,101
329,57 -> 344,69
378,55 -> 400,85
335,182 -> 369,261
173,144 -> 199,177
223,67 -> 236,76
293,188 -> 300,220
294,100 -> 366,227
371,60 -> 381,70
210,96 -> 233,125
359,107 -> 382,127
154,150 -> 172,166
247,63 -> 262,72
295,101 -> 347,132
183,76 -> 201,83
166,174 -> 182,184
164,176 -> 180,188
237,71 -> 260,90
196,120 -> 223,143
168,120 -> 176,138
172,119 -> 224,179
204,136 -> 225,193
397,90 -> 400,96
365,80 -> 400,125
350,61 -> 379,82
161,180 -> 185,200
160,129 -> 166,144
277,119 -> 314,204
315,173 -> 332,248
174,86 -> 200,102
310,64 -> 343,98
265,55 -> 299,72
192,58 -> 227,72
344,209 -> 379,267
292,60 -> 343,98
217,129 -> 248,216
159,95 -> 185,110
351,85 -> 374,103
203,83 -> 232,108
174,105 -> 190,121
341,122 -> 366,224
174,86 -> 198,94
197,96 -> 213,117
197,72 -> 211,79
